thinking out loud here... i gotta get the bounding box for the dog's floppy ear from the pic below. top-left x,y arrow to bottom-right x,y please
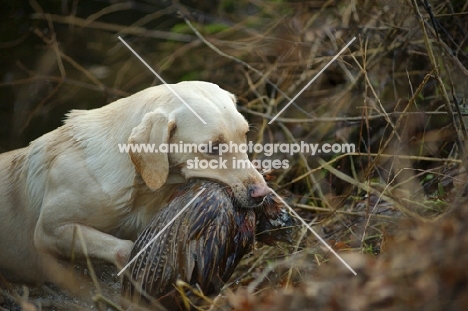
128,111 -> 176,190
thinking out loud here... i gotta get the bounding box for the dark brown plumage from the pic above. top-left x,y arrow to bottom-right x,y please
121,178 -> 292,310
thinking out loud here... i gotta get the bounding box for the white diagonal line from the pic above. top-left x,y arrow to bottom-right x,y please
117,187 -> 206,276
118,36 -> 207,124
268,37 -> 356,124
269,188 -> 357,275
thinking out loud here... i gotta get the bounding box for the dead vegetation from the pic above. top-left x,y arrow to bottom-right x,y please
1,0 -> 468,310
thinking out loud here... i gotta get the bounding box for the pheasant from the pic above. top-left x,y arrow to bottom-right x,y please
121,178 -> 292,310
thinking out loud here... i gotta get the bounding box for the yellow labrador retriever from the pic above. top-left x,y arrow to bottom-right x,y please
0,81 -> 269,282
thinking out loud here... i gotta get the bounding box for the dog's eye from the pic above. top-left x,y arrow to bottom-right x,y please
206,143 -> 219,156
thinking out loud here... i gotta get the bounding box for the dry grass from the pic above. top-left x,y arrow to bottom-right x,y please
1,0 -> 468,310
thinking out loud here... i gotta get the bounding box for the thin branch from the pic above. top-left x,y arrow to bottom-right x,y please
238,106 -> 467,123
31,13 -> 194,42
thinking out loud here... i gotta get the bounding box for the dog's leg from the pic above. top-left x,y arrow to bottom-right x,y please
34,221 -> 133,268
29,149 -> 137,269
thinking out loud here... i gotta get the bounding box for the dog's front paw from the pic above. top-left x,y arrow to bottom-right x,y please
115,240 -> 134,269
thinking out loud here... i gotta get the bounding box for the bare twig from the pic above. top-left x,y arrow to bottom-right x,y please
31,13 -> 194,42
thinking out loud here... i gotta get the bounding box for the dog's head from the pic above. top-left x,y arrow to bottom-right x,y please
128,81 -> 270,207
